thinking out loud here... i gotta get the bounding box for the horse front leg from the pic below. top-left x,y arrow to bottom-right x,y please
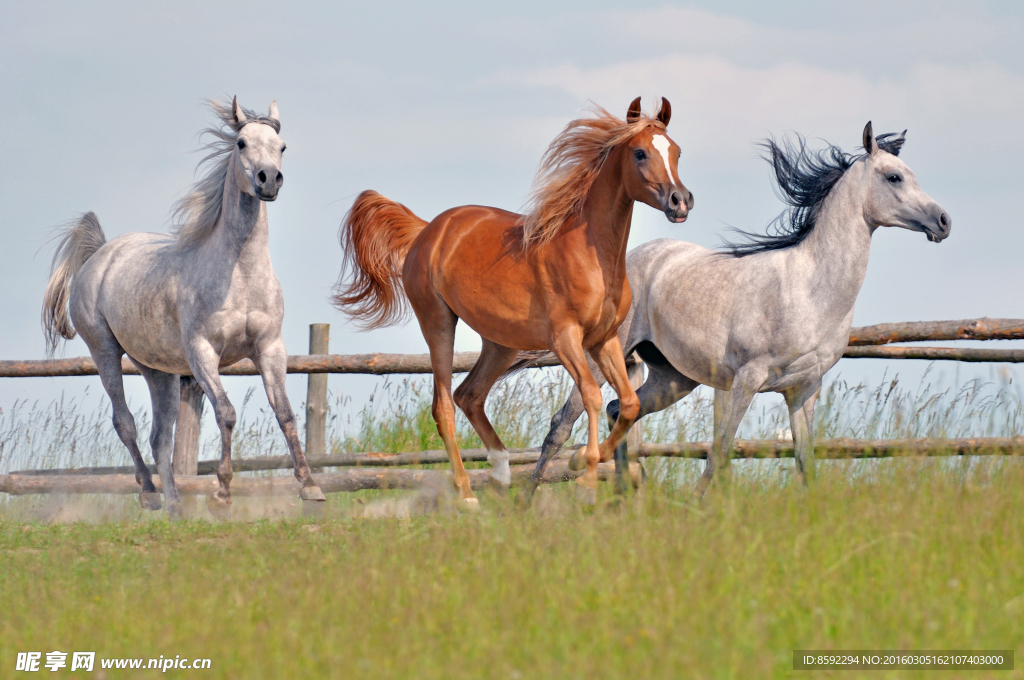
589,335 -> 640,463
253,340 -> 326,503
786,382 -> 821,486
694,373 -> 762,500
550,327 -> 606,505
187,342 -> 237,518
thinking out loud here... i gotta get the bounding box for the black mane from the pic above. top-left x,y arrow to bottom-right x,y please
723,131 -> 904,257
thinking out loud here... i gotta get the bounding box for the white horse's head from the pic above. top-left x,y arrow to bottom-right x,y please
231,97 -> 286,201
859,122 -> 950,242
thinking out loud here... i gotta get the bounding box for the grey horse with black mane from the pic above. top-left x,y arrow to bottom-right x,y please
42,97 -> 325,518
522,122 -> 950,500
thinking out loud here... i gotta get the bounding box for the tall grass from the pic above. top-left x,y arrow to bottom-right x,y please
0,387 -> 151,473
3,366 -> 1024,475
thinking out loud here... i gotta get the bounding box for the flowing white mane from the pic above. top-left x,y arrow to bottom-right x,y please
171,99 -> 281,246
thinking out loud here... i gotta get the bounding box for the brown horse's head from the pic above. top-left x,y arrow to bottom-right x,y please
521,98 -> 695,248
619,97 -> 692,223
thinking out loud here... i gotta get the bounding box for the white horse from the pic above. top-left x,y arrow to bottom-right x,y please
42,97 -> 325,517
524,122 -> 951,498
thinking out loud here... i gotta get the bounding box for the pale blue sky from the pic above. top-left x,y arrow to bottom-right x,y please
2,1 -> 1023,436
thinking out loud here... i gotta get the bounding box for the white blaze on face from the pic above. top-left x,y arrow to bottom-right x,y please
651,134 -> 676,184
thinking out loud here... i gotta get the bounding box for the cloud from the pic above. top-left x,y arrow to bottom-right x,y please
498,51 -> 1024,169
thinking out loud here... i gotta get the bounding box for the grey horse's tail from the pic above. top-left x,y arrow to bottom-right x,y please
501,350 -> 555,380
42,212 -> 106,356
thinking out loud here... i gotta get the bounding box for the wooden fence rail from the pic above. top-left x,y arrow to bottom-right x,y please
3,436 -> 1021,497
0,460 -> 633,497
12,436 -> 1024,479
3,318 -> 1023,495
848,318 -> 1024,346
2,317 -> 1023,379
0,352 -> 559,378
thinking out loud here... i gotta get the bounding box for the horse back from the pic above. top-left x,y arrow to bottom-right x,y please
406,205 -> 629,350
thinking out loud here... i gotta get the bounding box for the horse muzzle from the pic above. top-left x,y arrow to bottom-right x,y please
921,210 -> 951,243
664,188 -> 693,224
255,168 -> 284,201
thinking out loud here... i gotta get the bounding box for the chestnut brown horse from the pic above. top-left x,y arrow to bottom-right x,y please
333,98 -> 692,507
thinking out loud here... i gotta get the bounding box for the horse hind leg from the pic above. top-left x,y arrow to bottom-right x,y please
412,295 -> 477,509
453,340 -> 520,494
85,337 -> 161,510
520,385 -> 586,508
605,347 -> 700,490
134,362 -> 183,518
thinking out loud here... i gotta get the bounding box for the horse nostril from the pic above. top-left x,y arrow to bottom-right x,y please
258,170 -> 267,183
275,171 -> 283,186
685,191 -> 694,210
940,213 -> 948,227
669,191 -> 682,209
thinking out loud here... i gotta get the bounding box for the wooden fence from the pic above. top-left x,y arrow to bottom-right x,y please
1,317 -> 1023,497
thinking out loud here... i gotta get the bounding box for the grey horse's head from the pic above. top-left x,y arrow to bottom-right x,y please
231,97 -> 286,201
859,122 -> 950,242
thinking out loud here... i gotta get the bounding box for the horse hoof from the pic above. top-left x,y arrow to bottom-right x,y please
299,485 -> 326,502
488,476 -> 511,497
165,500 -> 184,520
568,448 -> 587,472
206,494 -> 232,521
139,492 -> 162,511
457,497 -> 480,513
575,480 -> 597,506
514,485 -> 537,511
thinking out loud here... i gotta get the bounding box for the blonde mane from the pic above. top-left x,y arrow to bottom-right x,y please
520,105 -> 664,249
171,99 -> 281,247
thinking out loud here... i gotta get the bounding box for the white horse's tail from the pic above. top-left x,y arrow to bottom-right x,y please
42,212 -> 106,355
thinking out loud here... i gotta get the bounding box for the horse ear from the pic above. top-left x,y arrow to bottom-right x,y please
862,121 -> 878,155
268,100 -> 279,122
232,96 -> 248,127
626,97 -> 642,123
656,97 -> 672,126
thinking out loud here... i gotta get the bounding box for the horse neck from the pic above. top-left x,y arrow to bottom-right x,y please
788,165 -> 874,313
578,146 -> 634,267
209,158 -> 270,265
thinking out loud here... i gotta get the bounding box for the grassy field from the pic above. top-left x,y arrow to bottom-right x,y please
1,463 -> 1022,679
2,369 -> 1024,678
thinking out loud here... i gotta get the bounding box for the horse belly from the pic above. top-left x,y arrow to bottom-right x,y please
446,290 -> 549,350
431,257 -> 550,350
113,322 -> 192,375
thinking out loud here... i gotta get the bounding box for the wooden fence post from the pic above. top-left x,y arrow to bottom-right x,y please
173,376 -> 205,476
305,324 -> 330,459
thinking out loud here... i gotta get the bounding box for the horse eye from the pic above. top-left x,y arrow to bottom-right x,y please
281,145 -> 287,153
237,140 -> 246,150
887,173 -> 901,183
634,149 -> 647,161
